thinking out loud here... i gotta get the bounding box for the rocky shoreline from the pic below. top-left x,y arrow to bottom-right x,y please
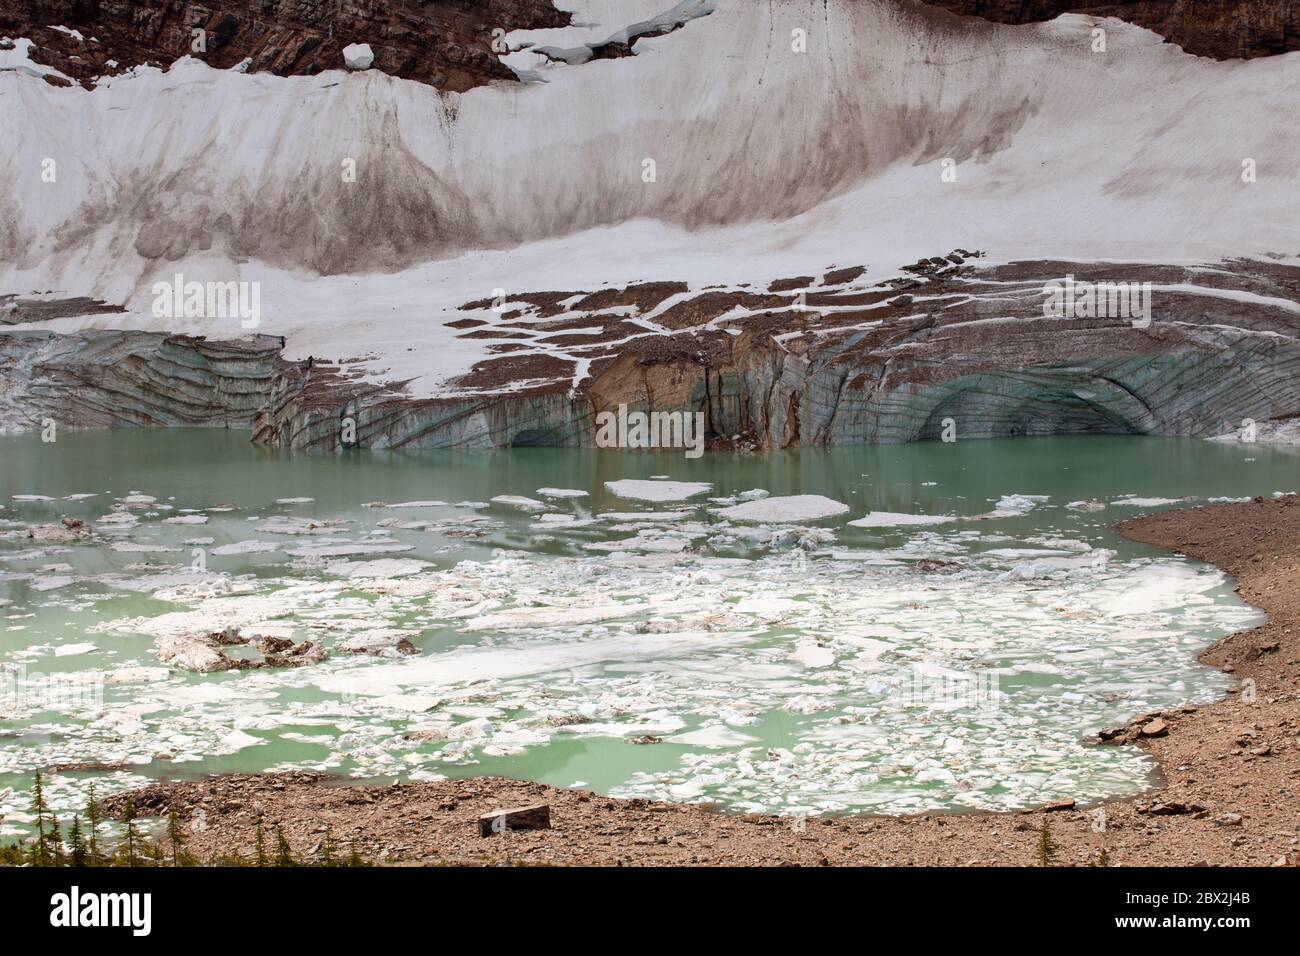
106,495 -> 1300,866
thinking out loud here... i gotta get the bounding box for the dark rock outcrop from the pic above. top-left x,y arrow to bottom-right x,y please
918,1 -> 1300,60
0,0 -> 571,91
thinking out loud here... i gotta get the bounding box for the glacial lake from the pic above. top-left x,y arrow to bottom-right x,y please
1,429 -> 1294,829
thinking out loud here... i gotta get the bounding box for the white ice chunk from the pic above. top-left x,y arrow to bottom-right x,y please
343,43 -> 374,70
715,495 -> 848,523
536,488 -> 590,499
605,479 -> 712,502
848,511 -> 956,528
490,495 -> 548,511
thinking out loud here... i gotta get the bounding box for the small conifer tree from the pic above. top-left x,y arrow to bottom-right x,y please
84,785 -> 102,866
316,828 -> 337,867
68,815 -> 87,867
1036,819 -> 1057,867
46,817 -> 66,866
29,771 -> 51,866
254,821 -> 268,867
122,798 -> 139,867
274,827 -> 296,867
166,812 -> 188,867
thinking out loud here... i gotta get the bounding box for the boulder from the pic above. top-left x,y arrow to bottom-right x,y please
479,803 -> 551,837
1140,718 -> 1169,738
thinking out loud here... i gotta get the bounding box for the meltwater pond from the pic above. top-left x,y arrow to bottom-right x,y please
0,431 -> 1292,825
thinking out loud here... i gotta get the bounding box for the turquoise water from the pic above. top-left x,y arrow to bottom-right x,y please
0,430 -> 1292,828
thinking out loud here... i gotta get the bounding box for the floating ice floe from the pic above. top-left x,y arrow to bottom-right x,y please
983,494 -> 1051,517
104,667 -> 171,685
276,497 -> 315,505
337,628 -> 419,656
465,603 -> 648,631
219,729 -> 265,752
984,548 -> 1078,559
531,514 -> 597,530
536,488 -> 589,499
283,542 -> 415,558
162,514 -> 208,524
1109,496 -> 1195,507
490,495 -> 548,511
12,523 -> 90,544
583,531 -> 694,554
95,511 -> 138,529
604,479 -> 712,502
714,495 -> 849,522
848,511 -> 957,528
30,575 -> 75,591
212,540 -> 281,555
155,633 -> 230,672
597,510 -> 692,523
668,726 -> 761,748
324,558 -> 429,578
370,693 -> 442,713
829,550 -> 907,565
255,517 -> 349,535
372,500 -> 449,509
53,642 -> 97,657
734,596 -> 807,615
718,525 -> 834,551
792,637 -> 835,668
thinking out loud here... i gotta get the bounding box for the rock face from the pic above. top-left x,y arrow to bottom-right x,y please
918,1 -> 1300,59
33,255 -> 1299,453
0,328 -> 294,431
0,0 -> 571,91
251,256 -> 1300,451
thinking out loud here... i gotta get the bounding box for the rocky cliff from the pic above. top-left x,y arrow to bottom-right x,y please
0,329 -> 292,430
0,0 -> 570,91
918,1 -> 1299,60
250,255 -> 1300,450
